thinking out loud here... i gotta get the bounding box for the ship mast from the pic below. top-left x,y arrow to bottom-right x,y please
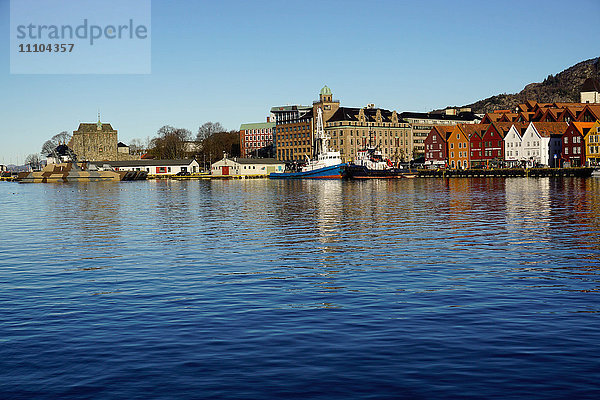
315,107 -> 330,155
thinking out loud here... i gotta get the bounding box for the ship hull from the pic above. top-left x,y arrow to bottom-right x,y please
269,164 -> 346,179
346,165 -> 417,179
16,163 -> 148,183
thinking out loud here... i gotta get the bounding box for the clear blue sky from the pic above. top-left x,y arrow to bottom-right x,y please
1,0 -> 599,164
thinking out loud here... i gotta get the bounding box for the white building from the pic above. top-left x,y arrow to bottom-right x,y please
91,159 -> 200,175
520,122 -> 566,167
504,125 -> 525,167
211,155 -> 284,176
581,78 -> 600,104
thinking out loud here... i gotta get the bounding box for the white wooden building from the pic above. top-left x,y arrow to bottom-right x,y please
211,156 -> 284,176
520,122 -> 566,167
91,159 -> 200,175
504,125 -> 524,167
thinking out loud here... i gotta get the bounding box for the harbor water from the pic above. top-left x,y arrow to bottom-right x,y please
1,178 -> 600,399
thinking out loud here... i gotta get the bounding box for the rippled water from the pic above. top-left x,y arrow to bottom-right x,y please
1,178 -> 600,399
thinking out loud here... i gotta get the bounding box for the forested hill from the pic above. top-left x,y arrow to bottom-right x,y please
464,57 -> 600,113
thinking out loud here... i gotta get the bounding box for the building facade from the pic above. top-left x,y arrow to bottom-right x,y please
521,122 -> 566,167
274,86 -> 410,163
211,156 -> 284,176
562,122 -> 594,167
401,110 -> 480,160
504,125 -> 526,167
274,108 -> 314,162
424,126 -> 454,167
581,78 -> 600,104
239,119 -> 275,158
91,159 -> 200,175
69,116 -> 137,162
584,121 -> 600,166
325,106 -> 411,163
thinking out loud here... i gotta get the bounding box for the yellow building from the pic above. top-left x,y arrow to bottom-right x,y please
584,120 -> 600,166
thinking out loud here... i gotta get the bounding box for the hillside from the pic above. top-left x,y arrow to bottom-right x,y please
464,57 -> 600,113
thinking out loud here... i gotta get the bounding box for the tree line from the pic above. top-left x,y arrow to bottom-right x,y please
146,122 -> 240,168
26,122 -> 240,171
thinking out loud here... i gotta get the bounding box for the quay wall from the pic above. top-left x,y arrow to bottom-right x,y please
418,168 -> 594,178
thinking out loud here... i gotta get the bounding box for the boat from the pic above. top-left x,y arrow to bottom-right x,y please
270,107 -> 346,179
16,145 -> 148,183
345,133 -> 417,179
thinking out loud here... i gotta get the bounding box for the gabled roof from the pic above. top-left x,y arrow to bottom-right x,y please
570,122 -> 596,135
539,108 -> 561,122
489,122 -> 528,138
558,106 -> 585,121
517,111 -> 535,121
582,77 -> 600,92
458,123 -> 487,139
482,113 -> 502,123
530,122 -> 568,137
578,105 -> 600,121
429,125 -> 455,141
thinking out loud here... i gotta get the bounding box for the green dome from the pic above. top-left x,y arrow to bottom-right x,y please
320,85 -> 332,96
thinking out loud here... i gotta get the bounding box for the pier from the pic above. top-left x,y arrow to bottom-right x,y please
418,167 -> 595,178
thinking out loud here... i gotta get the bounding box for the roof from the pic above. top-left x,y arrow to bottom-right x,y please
430,125 -> 455,141
240,122 -> 275,130
230,158 -> 283,165
327,107 -> 400,123
571,122 -> 596,134
74,123 -> 115,132
459,123 -> 487,138
489,122 -> 527,138
90,159 -> 197,167
117,142 -> 128,147
320,85 -> 332,96
401,111 -> 478,122
581,105 -> 600,121
270,105 -> 311,113
582,77 -> 600,92
530,122 -> 568,137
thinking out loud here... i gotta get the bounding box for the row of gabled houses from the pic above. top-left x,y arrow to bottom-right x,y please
425,103 -> 600,169
482,101 -> 600,124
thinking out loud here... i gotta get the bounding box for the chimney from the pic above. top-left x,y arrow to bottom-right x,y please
266,116 -> 270,122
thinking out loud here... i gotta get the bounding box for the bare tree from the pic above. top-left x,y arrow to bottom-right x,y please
128,138 -> 146,155
148,125 -> 192,159
25,153 -> 43,170
196,122 -> 225,141
51,131 -> 71,145
41,131 -> 72,155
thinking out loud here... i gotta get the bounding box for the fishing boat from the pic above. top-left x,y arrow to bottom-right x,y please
346,132 -> 417,179
269,107 -> 346,179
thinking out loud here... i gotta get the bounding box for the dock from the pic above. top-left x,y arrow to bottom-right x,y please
418,167 -> 595,178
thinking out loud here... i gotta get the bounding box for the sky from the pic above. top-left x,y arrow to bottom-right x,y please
1,0 -> 599,164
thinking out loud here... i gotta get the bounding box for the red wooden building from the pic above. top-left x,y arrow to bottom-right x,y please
561,122 -> 594,167
424,126 -> 454,167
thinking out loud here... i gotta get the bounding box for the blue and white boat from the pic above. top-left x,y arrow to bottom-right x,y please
269,107 -> 346,179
